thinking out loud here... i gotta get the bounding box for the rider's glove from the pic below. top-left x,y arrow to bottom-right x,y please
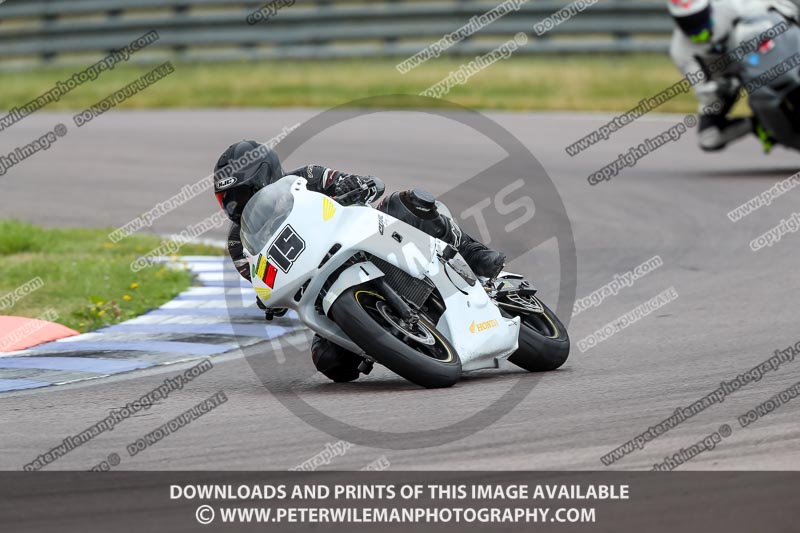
234,258 -> 251,281
334,175 -> 365,198
334,174 -> 378,205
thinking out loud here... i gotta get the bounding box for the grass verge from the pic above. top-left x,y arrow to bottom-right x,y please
3,55 -> 707,113
0,220 -> 223,334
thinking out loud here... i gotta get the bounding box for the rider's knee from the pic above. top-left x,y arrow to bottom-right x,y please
311,335 -> 361,383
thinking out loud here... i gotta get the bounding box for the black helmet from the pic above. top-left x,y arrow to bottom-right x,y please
213,140 -> 285,223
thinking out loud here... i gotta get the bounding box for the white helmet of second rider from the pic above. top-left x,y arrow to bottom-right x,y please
668,0 -> 714,43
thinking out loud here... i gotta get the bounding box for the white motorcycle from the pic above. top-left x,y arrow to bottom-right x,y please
240,175 -> 569,389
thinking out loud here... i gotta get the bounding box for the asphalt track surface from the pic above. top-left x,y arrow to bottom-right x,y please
1,109 -> 799,473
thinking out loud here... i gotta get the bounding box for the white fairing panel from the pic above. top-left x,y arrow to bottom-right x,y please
240,176 -> 520,370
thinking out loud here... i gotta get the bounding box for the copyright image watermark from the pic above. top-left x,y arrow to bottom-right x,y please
749,210 -> 800,251
653,369 -> 800,471
130,211 -> 229,272
23,359 -> 213,471
0,123 -> 68,177
534,0 -> 599,37
73,62 -> 175,127
728,170 -> 800,222
361,455 -> 391,471
0,31 -> 159,133
743,52 -> 800,94
289,440 -> 353,471
651,424 -> 732,471
587,116 -> 696,185
573,256 -> 663,317
0,277 -> 45,311
601,338 -> 799,465
0,309 -> 58,353
89,453 -> 121,472
397,0 -> 529,73
420,34 -> 528,100
577,286 -> 678,353
108,123 -> 299,243
636,374 -> 799,470
88,391 -> 228,470
127,391 -> 228,457
738,379 -> 800,428
246,0 -> 295,25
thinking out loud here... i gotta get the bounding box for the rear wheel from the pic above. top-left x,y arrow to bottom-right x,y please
504,299 -> 570,372
329,287 -> 461,388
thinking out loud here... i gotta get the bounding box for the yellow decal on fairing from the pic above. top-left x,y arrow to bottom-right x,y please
470,319 -> 499,334
256,255 -> 267,280
323,197 -> 337,221
255,287 -> 272,301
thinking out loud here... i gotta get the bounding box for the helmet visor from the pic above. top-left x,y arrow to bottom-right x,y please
677,5 -> 713,42
219,184 -> 259,222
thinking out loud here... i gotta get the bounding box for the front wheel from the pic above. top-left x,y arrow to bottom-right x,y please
329,287 -> 461,388
504,299 -> 570,372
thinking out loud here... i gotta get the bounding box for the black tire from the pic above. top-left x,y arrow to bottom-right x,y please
505,300 -> 570,372
329,286 -> 461,388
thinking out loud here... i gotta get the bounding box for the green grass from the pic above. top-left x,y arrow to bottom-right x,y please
0,220 -> 223,334
2,55 -> 711,113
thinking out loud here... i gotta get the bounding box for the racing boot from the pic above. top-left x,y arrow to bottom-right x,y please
263,307 -> 288,321
457,235 -> 506,279
698,115 -> 752,152
256,297 -> 288,321
378,189 -> 506,279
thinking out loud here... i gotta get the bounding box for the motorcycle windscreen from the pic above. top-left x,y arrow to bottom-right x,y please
240,176 -> 296,255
